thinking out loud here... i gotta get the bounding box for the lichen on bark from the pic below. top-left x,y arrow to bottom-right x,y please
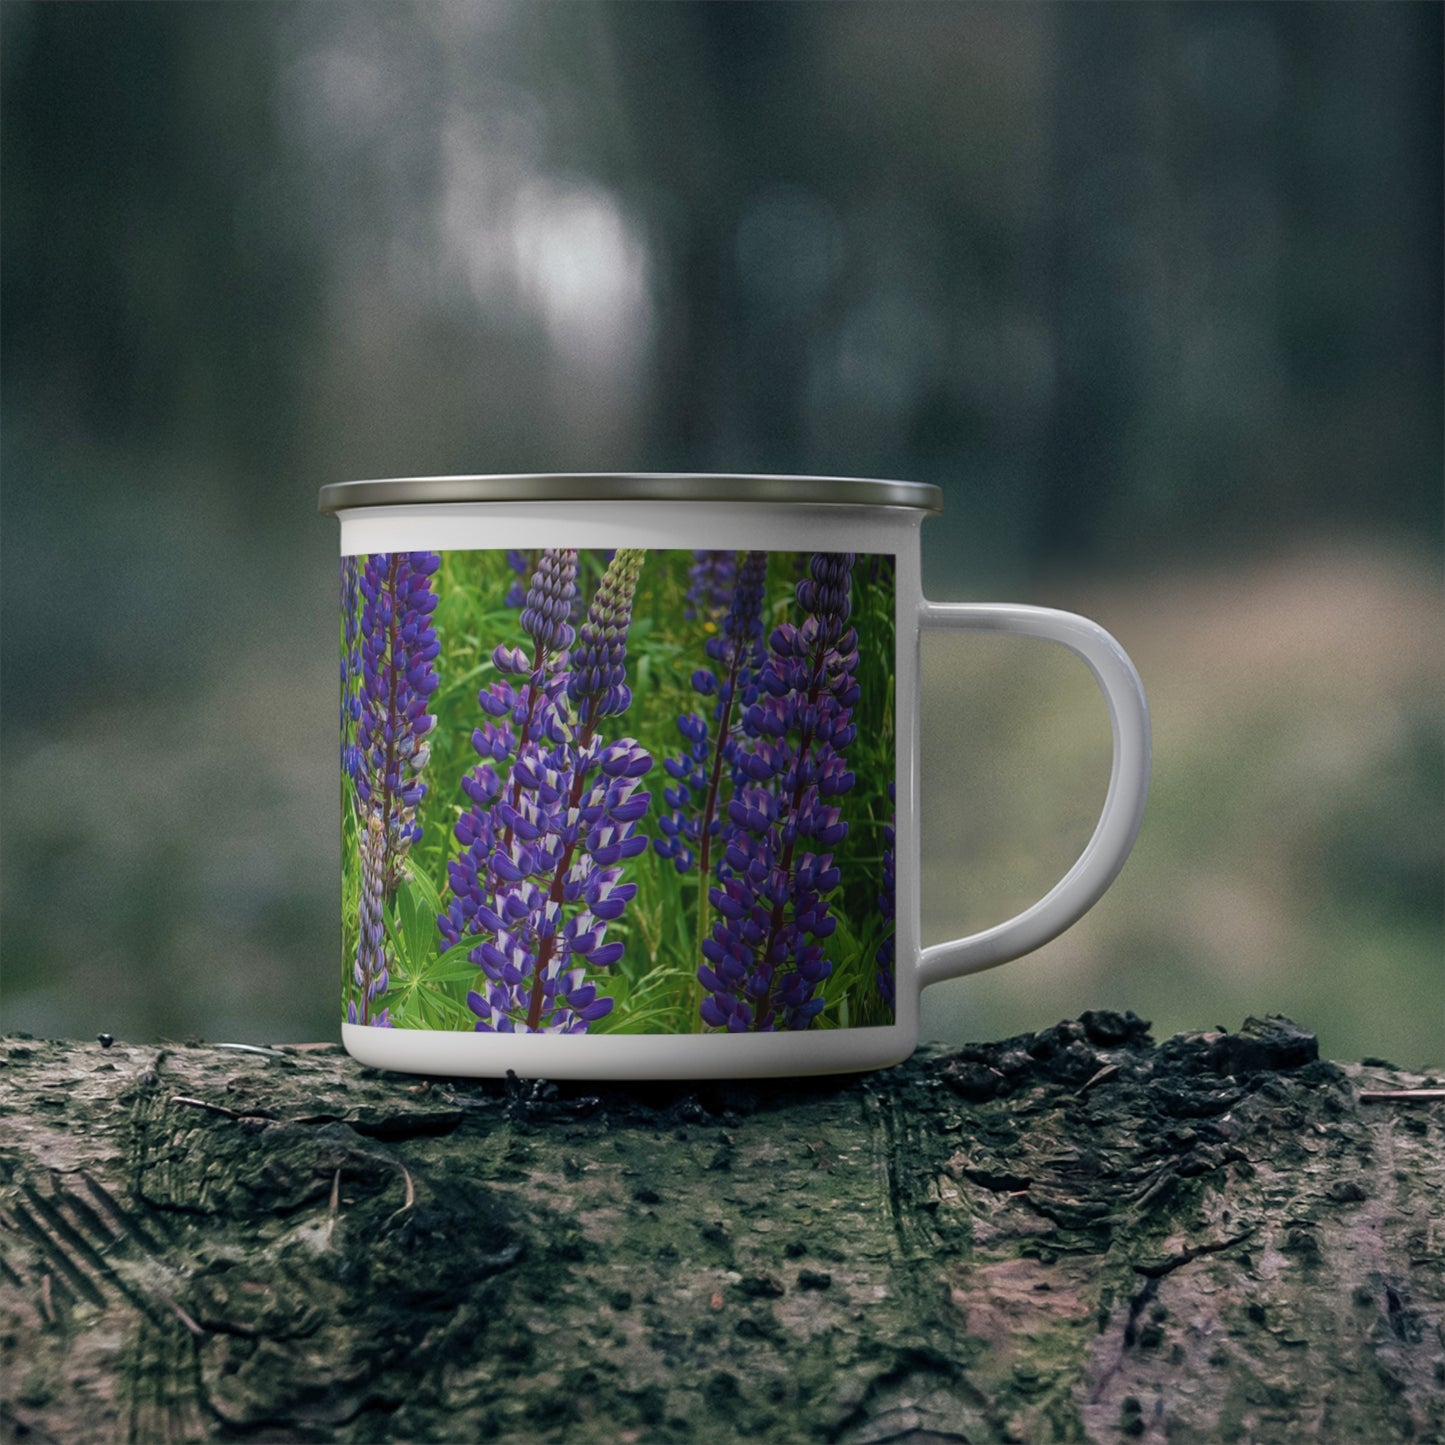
1,1015 -> 1440,1443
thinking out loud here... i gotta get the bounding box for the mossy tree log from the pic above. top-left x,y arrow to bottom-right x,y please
1,1015 -> 1441,1444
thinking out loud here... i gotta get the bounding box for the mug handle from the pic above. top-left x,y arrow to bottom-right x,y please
915,601 -> 1152,987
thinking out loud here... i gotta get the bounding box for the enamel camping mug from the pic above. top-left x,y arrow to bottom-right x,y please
319,474 -> 1151,1080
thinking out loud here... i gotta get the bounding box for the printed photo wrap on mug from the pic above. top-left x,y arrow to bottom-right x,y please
341,548 -> 898,1037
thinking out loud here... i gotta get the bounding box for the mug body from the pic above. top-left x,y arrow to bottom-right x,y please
326,477 -> 936,1079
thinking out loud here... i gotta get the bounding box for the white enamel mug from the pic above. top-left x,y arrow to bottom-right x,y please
320,474 -> 1150,1079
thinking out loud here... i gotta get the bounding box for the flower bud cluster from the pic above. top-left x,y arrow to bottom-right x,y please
441,549 -> 652,1033
568,548 -> 645,729
518,547 -> 578,654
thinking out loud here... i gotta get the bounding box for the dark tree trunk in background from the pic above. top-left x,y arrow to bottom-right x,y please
2,1016 -> 1441,1444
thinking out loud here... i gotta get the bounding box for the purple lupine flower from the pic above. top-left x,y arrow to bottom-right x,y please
656,549 -> 768,909
442,549 -> 652,1034
340,556 -> 364,797
503,550 -> 535,608
518,547 -> 578,654
698,552 -> 860,1032
442,548 -> 579,949
685,550 -> 739,622
350,551 -> 442,1024
568,548 -> 645,731
877,781 -> 896,1013
508,547 -> 616,615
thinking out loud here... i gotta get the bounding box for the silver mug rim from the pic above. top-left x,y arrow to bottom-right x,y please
318,472 -> 944,516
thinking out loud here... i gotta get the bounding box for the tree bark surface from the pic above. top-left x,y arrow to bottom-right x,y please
1,1014 -> 1441,1444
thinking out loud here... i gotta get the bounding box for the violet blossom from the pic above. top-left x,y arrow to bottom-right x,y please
503,550 -> 535,608
698,552 -> 860,1031
656,549 -> 768,878
685,550 -> 739,622
442,549 -> 652,1033
350,551 -> 442,1025
340,556 -> 363,795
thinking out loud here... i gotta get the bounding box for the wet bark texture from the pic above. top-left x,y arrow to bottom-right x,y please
2,1014 -> 1441,1444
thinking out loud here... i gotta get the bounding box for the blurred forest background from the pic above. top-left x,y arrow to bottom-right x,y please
2,2 -> 1440,1065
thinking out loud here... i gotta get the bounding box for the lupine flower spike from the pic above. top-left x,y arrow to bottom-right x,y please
656,550 -> 769,988
684,550 -> 739,622
350,551 -> 442,1025
442,549 -> 652,1033
699,552 -> 860,1031
503,550 -> 536,608
442,546 -> 579,957
340,556 -> 363,799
